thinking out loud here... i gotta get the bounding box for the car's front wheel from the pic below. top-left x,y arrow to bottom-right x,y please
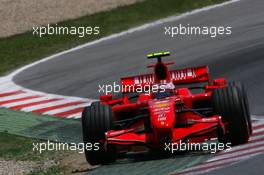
82,102 -> 117,165
212,83 -> 250,146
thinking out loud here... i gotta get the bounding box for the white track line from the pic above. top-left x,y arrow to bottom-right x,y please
253,127 -> 264,134
43,102 -> 91,115
211,135 -> 264,158
21,99 -> 84,112
179,152 -> 263,175
0,89 -> 23,95
250,134 -> 264,142
218,139 -> 264,155
66,112 -> 82,119
180,149 -> 264,175
253,122 -> 264,129
1,96 -> 53,108
208,142 -> 264,162
0,82 -> 20,92
251,115 -> 264,121
0,93 -> 38,102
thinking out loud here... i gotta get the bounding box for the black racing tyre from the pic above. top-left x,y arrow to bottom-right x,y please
229,82 -> 252,134
212,84 -> 250,146
82,102 -> 117,165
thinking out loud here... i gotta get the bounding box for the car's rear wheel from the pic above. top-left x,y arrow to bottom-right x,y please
82,102 -> 117,165
212,84 -> 250,145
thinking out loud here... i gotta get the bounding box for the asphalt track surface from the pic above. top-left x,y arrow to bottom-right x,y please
203,154 -> 264,175
13,0 -> 264,174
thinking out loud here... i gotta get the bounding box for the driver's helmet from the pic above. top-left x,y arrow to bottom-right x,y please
153,82 -> 175,99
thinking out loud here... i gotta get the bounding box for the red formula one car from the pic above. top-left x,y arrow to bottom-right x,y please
82,52 -> 252,165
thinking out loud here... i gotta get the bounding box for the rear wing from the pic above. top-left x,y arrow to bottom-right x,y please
169,66 -> 209,84
121,66 -> 210,92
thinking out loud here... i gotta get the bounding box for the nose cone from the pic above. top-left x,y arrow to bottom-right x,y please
148,99 -> 176,130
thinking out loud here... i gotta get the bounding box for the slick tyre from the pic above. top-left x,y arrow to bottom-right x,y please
229,82 -> 252,134
82,102 -> 116,165
212,84 -> 250,146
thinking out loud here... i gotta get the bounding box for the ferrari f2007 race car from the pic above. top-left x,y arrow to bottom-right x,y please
82,52 -> 252,165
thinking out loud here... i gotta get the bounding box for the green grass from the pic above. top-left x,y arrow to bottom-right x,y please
0,0 -> 226,75
0,132 -> 60,161
0,132 -> 37,160
0,107 -> 82,143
